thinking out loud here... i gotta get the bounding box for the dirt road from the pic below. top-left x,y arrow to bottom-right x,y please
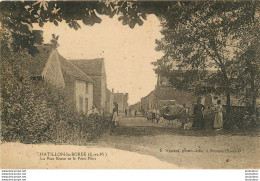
94,115 -> 260,169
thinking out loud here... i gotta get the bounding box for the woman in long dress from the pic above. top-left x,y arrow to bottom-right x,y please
180,104 -> 189,129
192,99 -> 205,129
213,100 -> 223,130
112,102 -> 119,126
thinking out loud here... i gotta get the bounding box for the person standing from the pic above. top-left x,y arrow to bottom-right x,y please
156,109 -> 160,124
152,108 -> 156,123
112,102 -> 119,126
213,100 -> 223,130
125,108 -> 128,116
92,105 -> 99,115
192,99 -> 205,129
180,104 -> 189,129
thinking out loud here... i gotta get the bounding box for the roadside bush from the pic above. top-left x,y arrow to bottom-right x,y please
223,108 -> 259,130
1,49 -> 112,144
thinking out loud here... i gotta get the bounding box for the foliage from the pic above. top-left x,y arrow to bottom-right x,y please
0,0 -> 170,54
231,18 -> 260,114
50,34 -> 59,48
224,108 -> 260,130
1,43 -> 112,144
153,1 -> 259,116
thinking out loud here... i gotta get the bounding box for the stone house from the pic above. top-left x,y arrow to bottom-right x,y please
70,58 -> 107,114
113,93 -> 128,112
29,44 -> 94,114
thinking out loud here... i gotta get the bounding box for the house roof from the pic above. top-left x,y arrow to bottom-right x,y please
69,58 -> 105,76
58,55 -> 94,83
28,44 -> 93,83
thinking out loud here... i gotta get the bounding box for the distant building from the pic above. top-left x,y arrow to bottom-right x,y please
113,93 -> 128,112
141,73 -> 196,112
70,58 -> 107,113
29,44 -> 94,114
141,71 -> 259,116
141,90 -> 156,111
105,88 -> 114,113
129,102 -> 142,112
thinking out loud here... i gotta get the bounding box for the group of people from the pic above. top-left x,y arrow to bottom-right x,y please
125,108 -> 137,117
180,99 -> 224,130
145,98 -> 224,131
112,98 -> 224,130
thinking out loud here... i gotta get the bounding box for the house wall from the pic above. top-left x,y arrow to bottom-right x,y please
114,93 -> 128,112
63,72 -> 76,105
89,76 -> 102,113
42,50 -> 65,88
105,91 -> 114,113
114,94 -> 123,112
75,80 -> 86,112
88,75 -> 106,113
85,83 -> 94,114
123,94 -> 128,111
75,80 -> 93,114
101,75 -> 106,113
109,93 -> 114,113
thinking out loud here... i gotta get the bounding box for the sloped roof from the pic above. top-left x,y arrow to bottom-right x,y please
28,44 -> 93,83
69,58 -> 104,76
59,55 -> 94,83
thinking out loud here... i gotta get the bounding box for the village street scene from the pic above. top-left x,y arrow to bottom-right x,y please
1,1 -> 259,169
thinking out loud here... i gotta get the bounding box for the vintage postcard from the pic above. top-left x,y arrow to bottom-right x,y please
0,0 -> 259,169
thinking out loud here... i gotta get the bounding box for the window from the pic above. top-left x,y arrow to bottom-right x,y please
79,96 -> 83,112
86,83 -> 88,94
85,98 -> 89,113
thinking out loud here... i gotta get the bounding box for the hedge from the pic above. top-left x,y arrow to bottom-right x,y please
1,48 -> 112,144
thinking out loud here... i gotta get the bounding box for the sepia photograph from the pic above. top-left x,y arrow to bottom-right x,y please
0,0 -> 259,171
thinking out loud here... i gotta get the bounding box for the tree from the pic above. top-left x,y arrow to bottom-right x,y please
0,1 -> 172,54
50,34 -> 59,48
154,1 -> 259,117
232,11 -> 260,115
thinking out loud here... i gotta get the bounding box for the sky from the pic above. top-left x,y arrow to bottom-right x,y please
35,14 -> 163,105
